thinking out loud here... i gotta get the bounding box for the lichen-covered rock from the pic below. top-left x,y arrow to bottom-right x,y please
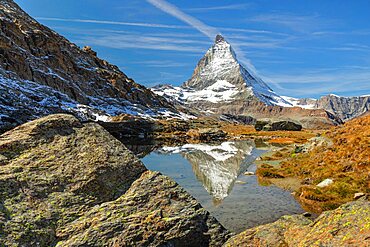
0,114 -> 230,246
56,171 -> 231,247
224,200 -> 370,246
0,114 -> 147,246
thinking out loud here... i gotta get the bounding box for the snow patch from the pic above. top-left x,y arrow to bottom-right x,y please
152,80 -> 239,104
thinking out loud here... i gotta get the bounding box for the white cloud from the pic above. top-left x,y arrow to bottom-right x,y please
262,67 -> 370,96
146,0 -> 218,40
186,4 -> 250,12
74,33 -> 205,52
36,17 -> 187,29
146,0 -> 263,77
249,13 -> 336,33
130,60 -> 190,68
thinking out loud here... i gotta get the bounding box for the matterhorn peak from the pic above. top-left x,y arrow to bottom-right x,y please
180,33 -> 292,107
215,34 -> 226,43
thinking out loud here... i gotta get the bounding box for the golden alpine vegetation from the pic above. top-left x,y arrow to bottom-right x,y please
258,115 -> 370,212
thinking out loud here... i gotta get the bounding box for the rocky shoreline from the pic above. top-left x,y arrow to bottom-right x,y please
1,114 -> 369,246
0,114 -> 230,246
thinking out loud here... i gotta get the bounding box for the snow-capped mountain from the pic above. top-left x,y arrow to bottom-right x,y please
0,0 -> 184,132
152,34 -> 292,108
152,35 -> 368,123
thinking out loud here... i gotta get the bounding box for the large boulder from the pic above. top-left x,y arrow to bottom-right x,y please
220,114 -> 256,125
224,200 -> 370,246
56,171 -> 230,247
271,121 -> 302,131
0,114 -> 230,246
255,120 -> 302,131
187,128 -> 227,141
0,114 -> 147,246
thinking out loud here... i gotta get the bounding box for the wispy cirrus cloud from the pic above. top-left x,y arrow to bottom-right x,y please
130,60 -> 190,68
186,3 -> 251,12
146,0 -> 218,40
37,16 -> 288,37
74,33 -> 206,53
328,43 -> 370,52
146,0 -> 264,77
262,67 -> 370,96
249,13 -> 336,32
36,17 -> 188,29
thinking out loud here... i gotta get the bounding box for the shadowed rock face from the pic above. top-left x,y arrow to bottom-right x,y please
224,200 -> 370,247
0,0 -> 177,132
0,114 -> 230,246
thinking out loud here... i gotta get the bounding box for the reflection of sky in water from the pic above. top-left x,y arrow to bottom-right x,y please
141,140 -> 305,233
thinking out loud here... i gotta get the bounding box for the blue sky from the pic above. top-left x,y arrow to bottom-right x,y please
15,0 -> 370,98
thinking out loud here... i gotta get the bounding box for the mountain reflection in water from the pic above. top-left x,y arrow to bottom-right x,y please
159,141 -> 256,202
135,139 -> 304,232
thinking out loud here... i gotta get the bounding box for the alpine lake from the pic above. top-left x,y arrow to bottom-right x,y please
123,138 -> 306,233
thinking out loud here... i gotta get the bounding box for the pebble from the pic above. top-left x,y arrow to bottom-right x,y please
317,178 -> 333,188
354,192 -> 366,200
235,180 -> 246,185
303,212 -> 312,217
244,171 -> 255,176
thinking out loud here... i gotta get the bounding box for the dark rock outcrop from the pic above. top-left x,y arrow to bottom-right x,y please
224,200 -> 370,246
187,128 -> 227,141
220,114 -> 256,125
271,121 -> 302,131
255,121 -> 270,131
0,114 -> 230,246
255,120 -> 302,131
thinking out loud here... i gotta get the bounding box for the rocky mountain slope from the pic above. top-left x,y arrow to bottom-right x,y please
0,0 -> 183,133
152,36 -> 344,129
0,114 -> 230,246
313,94 -> 370,121
283,94 -> 370,121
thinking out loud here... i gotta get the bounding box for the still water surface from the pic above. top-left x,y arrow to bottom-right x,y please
134,139 -> 305,233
